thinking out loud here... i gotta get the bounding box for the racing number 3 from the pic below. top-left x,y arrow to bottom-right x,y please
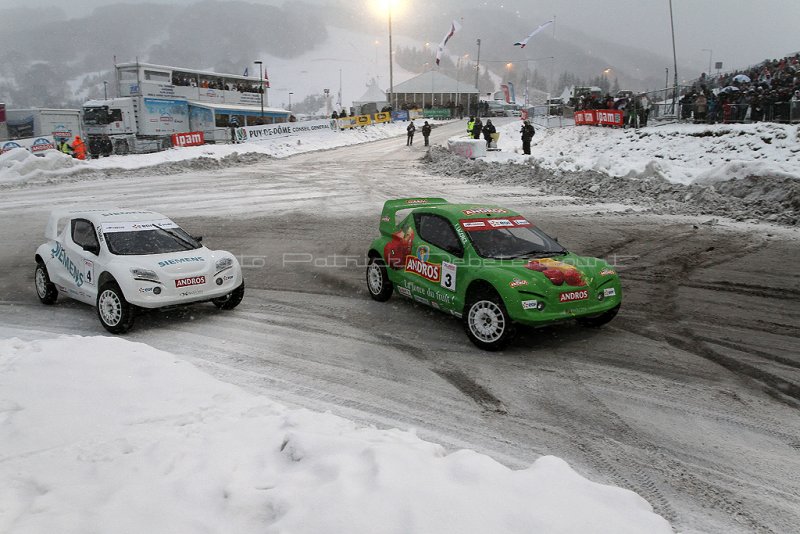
441,262 -> 457,292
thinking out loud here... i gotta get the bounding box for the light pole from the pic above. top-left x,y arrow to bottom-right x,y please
388,2 -> 394,110
103,80 -> 108,100
701,49 -> 712,76
474,38 -> 482,117
669,0 -> 679,113
254,60 -> 264,120
324,88 -> 330,117
288,92 -> 293,111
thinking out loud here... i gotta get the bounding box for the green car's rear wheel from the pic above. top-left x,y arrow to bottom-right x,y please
366,256 -> 393,302
464,288 -> 514,351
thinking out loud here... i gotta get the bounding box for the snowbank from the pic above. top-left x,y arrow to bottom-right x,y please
0,148 -> 80,183
0,121 -> 410,184
0,335 -> 672,534
492,121 -> 800,185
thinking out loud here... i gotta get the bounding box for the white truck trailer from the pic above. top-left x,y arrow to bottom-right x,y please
2,108 -> 83,145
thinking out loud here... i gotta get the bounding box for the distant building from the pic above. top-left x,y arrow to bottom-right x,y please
388,71 -> 479,112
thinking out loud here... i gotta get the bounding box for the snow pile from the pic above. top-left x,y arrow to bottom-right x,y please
0,335 -> 672,534
493,121 -> 800,185
0,122 -> 410,185
434,122 -> 800,225
0,148 -> 80,183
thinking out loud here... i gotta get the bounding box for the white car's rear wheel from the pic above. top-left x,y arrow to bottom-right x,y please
34,262 -> 58,305
97,282 -> 135,334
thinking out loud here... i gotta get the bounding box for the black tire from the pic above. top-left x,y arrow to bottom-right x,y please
114,140 -> 129,155
96,281 -> 135,334
34,262 -> 58,305
463,288 -> 515,351
212,282 -> 245,310
576,304 -> 620,328
366,256 -> 393,302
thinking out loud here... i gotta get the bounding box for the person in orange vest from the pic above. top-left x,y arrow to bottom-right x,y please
71,136 -> 87,160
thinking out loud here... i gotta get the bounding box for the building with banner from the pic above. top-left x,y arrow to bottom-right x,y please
389,71 -> 479,116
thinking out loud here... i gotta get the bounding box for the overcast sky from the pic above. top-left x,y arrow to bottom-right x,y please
10,0 -> 800,72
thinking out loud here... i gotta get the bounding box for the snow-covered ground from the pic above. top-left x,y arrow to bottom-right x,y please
491,120 -> 800,185
0,335 -> 671,534
5,120 -> 798,190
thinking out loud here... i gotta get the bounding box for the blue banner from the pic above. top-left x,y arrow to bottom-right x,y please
391,110 -> 409,121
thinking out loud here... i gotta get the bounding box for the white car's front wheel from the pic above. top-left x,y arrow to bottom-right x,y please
212,282 -> 245,310
97,282 -> 135,334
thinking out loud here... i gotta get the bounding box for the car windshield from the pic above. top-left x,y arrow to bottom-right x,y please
103,223 -> 201,255
467,225 -> 565,259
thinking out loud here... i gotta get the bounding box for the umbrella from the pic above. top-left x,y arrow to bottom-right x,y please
720,86 -> 740,93
732,74 -> 751,83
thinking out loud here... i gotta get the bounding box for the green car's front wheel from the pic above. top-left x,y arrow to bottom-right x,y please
366,256 -> 393,301
576,304 -> 620,328
464,289 -> 514,351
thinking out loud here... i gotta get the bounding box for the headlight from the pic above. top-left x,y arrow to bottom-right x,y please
130,267 -> 160,283
215,257 -> 233,272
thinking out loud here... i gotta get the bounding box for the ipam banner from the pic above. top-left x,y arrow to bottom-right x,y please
236,119 -> 336,142
574,109 -> 623,126
171,131 -> 205,147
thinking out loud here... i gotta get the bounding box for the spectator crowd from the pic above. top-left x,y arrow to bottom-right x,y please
680,52 -> 800,123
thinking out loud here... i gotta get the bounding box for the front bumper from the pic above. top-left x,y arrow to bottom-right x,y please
507,284 -> 622,326
125,269 -> 242,308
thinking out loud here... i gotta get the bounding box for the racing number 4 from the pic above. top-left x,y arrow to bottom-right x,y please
441,262 -> 457,292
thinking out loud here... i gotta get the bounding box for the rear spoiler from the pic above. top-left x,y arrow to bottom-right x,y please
379,197 -> 449,235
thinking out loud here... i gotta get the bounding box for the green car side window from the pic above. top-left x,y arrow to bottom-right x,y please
414,213 -> 463,257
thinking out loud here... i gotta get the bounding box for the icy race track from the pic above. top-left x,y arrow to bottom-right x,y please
1,121 -> 799,534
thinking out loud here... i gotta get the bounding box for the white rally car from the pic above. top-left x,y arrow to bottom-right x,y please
34,208 -> 245,333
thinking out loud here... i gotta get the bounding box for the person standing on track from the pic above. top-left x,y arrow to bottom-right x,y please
406,121 -> 416,146
421,121 -> 432,146
520,120 -> 535,155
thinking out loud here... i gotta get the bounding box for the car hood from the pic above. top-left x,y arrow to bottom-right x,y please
138,249 -> 218,275
500,254 -> 618,290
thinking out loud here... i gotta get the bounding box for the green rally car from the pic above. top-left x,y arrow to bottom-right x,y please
366,198 -> 622,350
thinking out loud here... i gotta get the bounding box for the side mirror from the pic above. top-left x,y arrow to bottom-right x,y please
194,235 -> 203,243
83,243 -> 100,256
553,236 -> 559,243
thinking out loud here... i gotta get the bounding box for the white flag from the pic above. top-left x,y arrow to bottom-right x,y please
514,20 -> 553,49
435,19 -> 462,66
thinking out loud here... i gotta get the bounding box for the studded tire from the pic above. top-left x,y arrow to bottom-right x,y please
34,262 -> 58,305
463,288 -> 515,351
366,256 -> 393,302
